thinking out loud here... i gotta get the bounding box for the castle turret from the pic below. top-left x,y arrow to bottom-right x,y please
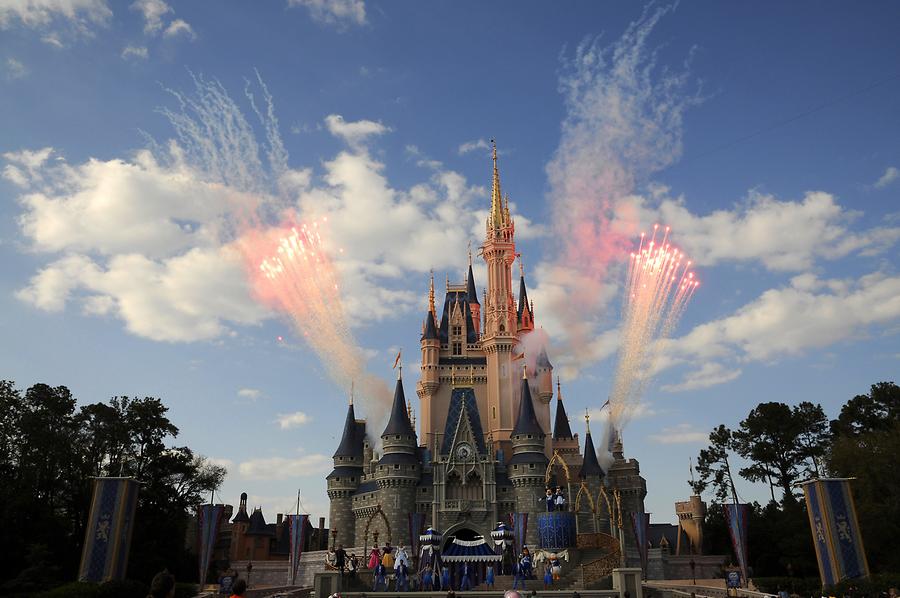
579,413 -> 607,532
517,260 -> 534,334
375,372 -> 420,546
418,272 -> 441,438
509,367 -> 548,546
467,255 -> 480,338
551,380 -> 582,476
230,491 -> 251,561
605,432 -> 647,566
328,398 -> 364,547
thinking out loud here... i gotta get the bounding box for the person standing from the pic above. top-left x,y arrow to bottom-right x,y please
459,563 -> 472,591
512,562 -> 523,591
422,563 -> 434,591
543,565 -> 553,589
554,488 -> 566,512
373,561 -> 386,591
485,564 -> 495,590
335,544 -> 347,576
348,554 -> 358,579
440,565 -> 450,591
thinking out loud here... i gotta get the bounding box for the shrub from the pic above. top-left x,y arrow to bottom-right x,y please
96,579 -> 148,598
37,582 -> 99,598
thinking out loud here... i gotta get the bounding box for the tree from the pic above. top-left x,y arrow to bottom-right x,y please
732,401 -> 827,502
690,425 -> 739,503
830,381 -> 900,438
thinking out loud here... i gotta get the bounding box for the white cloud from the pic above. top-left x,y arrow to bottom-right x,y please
238,454 -> 332,480
237,387 -> 262,401
659,270 -> 900,390
162,17 -> 194,39
41,33 -> 63,47
130,0 -> 169,34
661,362 -> 741,392
634,190 -> 900,271
0,0 -> 111,33
209,457 -> 234,470
458,138 -> 490,155
288,0 -> 366,29
5,57 -> 28,79
277,411 -> 312,429
324,114 -> 390,150
121,44 -> 148,60
588,401 -> 656,424
3,147 -> 54,186
648,423 -> 708,444
874,166 -> 899,189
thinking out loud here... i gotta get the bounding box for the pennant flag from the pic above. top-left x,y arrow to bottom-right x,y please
197,504 -> 226,587
801,479 -> 869,588
78,477 -> 141,582
288,514 -> 309,585
512,512 -> 529,554
630,510 -> 651,572
393,350 -> 402,369
408,512 -> 425,568
724,503 -> 750,585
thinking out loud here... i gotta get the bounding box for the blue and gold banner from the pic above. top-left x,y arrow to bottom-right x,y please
408,512 -> 425,567
630,511 -> 650,571
801,479 -> 870,587
288,514 -> 309,585
197,504 -> 226,587
78,477 -> 140,582
724,503 -> 749,585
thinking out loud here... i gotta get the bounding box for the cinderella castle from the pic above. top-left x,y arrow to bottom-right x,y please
325,143 -> 651,565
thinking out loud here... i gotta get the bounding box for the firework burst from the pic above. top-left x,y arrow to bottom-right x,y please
607,224 -> 699,432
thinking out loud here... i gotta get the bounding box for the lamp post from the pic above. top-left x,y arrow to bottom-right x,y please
373,530 -> 380,550
246,561 -> 253,588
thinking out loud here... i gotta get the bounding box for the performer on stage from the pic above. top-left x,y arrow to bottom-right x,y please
368,546 -> 381,570
520,547 -> 532,579
543,565 -> 553,589
550,554 -> 562,581
440,565 -> 450,591
485,564 -> 495,589
381,544 -> 395,569
512,561 -> 523,590
422,563 -> 434,591
554,488 -> 566,512
545,488 -> 555,512
459,563 -> 472,591
394,560 -> 409,591
372,561 -> 386,591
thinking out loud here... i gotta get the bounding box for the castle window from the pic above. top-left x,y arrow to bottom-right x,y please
395,464 -> 400,470
351,477 -> 355,482
452,325 -> 462,336
452,342 -> 462,356
529,463 -> 535,469
395,435 -> 401,440
492,407 -> 496,420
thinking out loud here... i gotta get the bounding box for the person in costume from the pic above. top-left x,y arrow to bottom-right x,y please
512,561 -> 523,590
485,564 -> 495,589
394,559 -> 409,591
520,548 -> 532,579
372,561 -> 386,591
459,563 -> 472,591
545,488 -> 555,512
368,546 -> 381,570
422,563 -> 434,591
543,565 -> 553,589
381,544 -> 395,569
554,488 -> 566,511
550,554 -> 562,581
440,565 -> 450,590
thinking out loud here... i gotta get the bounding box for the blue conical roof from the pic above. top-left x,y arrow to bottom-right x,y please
381,376 -> 415,437
512,374 -> 544,437
579,429 -> 603,479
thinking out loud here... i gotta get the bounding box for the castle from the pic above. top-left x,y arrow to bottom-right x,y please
326,143 -> 649,560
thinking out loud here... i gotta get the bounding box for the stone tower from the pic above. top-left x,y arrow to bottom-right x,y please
508,368 -> 548,547
577,415 -> 607,534
606,433 -> 648,565
327,399 -> 364,547
374,372 -> 420,547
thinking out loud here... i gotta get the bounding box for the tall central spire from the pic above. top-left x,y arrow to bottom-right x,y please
490,139 -> 503,229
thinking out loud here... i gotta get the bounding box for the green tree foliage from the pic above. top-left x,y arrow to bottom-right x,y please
827,381 -> 900,572
731,401 -> 828,502
690,425 -> 738,503
0,381 -> 226,593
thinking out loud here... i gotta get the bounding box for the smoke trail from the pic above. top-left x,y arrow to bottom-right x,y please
155,72 -> 391,414
543,3 -> 701,371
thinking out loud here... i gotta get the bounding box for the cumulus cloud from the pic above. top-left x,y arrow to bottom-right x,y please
660,362 -> 741,392
324,114 -> 390,150
121,44 -> 148,60
288,0 -> 366,29
237,387 -> 262,401
2,147 -> 54,187
163,18 -> 194,39
659,270 -> 900,390
237,454 -> 332,480
458,138 -> 490,155
5,57 -> 28,79
0,0 -> 111,33
277,411 -> 311,429
874,166 -> 899,189
647,423 -> 708,444
630,190 -> 900,271
130,0 -> 169,34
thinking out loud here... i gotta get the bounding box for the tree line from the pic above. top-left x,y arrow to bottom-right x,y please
690,381 -> 900,576
0,381 -> 226,595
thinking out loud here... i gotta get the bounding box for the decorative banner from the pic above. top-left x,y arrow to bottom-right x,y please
408,512 -> 425,567
197,504 -> 226,587
630,511 -> 650,571
288,514 -> 309,585
723,503 -> 750,585
512,512 -> 529,554
78,477 -> 141,582
801,479 -> 870,588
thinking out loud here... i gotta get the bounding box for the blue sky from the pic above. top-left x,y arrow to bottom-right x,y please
2,0 -> 899,525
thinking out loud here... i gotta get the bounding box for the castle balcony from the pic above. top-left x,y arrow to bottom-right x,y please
440,499 -> 488,512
